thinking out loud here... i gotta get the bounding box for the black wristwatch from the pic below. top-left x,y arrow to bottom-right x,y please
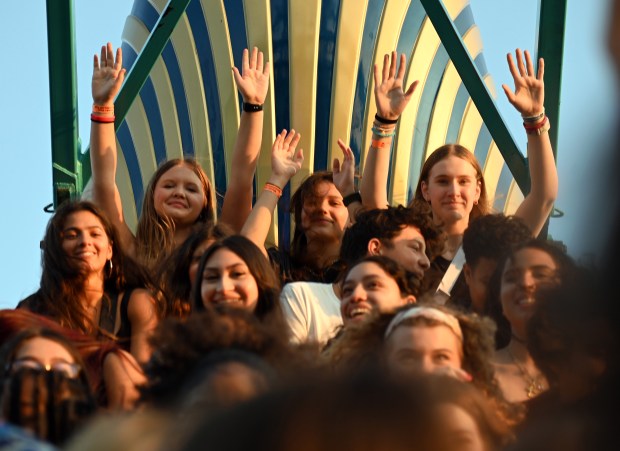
243,102 -> 264,113
343,192 -> 362,207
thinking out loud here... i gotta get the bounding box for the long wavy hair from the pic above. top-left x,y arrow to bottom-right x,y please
156,222 -> 233,318
411,144 -> 490,222
136,158 -> 215,268
192,235 -> 283,323
21,201 -> 162,335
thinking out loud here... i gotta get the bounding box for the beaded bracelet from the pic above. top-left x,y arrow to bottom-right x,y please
371,126 -> 396,138
264,182 -> 283,198
522,108 -> 545,123
90,114 -> 115,123
524,116 -> 550,135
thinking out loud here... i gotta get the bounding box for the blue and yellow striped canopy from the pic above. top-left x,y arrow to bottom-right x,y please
114,0 -> 522,246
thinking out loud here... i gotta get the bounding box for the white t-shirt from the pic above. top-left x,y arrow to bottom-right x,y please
280,282 -> 342,345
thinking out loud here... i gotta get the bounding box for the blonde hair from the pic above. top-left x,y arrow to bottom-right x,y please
136,159 -> 215,268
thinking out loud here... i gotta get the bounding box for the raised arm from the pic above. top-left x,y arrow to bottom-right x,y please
220,47 -> 271,232
360,52 -> 418,209
126,288 -> 159,364
90,43 -> 136,255
503,49 -> 558,236
333,139 -> 362,222
241,130 -> 303,255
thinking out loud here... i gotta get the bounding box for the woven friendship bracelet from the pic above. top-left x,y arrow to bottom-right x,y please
524,116 -> 551,135
371,126 -> 396,138
522,108 -> 545,123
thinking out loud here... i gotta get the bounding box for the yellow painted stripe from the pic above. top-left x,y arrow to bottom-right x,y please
125,96 -> 157,191
481,141 -> 503,203
390,18 -> 441,205
444,0 -> 469,19
327,0 -> 369,169
426,26 -> 482,152
503,180 -> 524,214
169,16 -> 216,202
456,98 -> 483,152
243,0 -> 279,246
288,0 -> 322,194
201,0 -> 239,181
360,0 -> 410,176
122,15 -> 184,160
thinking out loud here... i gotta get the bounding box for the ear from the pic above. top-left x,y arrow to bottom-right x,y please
106,243 -> 113,262
475,180 -> 481,203
367,238 -> 382,256
421,181 -> 429,201
404,295 -> 416,304
463,263 -> 472,286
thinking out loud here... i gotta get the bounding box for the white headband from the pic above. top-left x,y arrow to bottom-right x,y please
384,306 -> 463,341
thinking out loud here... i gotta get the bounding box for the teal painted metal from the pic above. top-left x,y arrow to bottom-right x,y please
47,0 -> 81,207
536,0 -> 566,159
80,0 -> 193,184
419,0 -> 531,195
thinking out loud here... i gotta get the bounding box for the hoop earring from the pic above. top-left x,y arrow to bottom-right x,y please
106,259 -> 113,278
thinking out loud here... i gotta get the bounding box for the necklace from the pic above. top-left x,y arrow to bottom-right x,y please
507,348 -> 546,398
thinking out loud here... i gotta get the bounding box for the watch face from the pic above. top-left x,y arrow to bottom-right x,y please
243,103 -> 263,112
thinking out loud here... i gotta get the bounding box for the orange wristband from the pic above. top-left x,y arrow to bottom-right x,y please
371,139 -> 388,149
93,104 -> 114,114
264,182 -> 283,198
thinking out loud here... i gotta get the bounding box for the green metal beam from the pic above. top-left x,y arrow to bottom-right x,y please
535,0 -> 567,237
80,0 -> 193,185
536,0 -> 566,159
47,0 -> 81,207
419,0 -> 531,195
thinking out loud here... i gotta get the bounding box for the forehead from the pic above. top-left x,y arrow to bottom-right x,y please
206,247 -> 246,267
504,247 -> 558,271
346,261 -> 390,281
16,337 -> 75,363
157,164 -> 203,185
64,210 -> 105,229
306,181 -> 342,199
390,225 -> 424,243
388,324 -> 461,352
428,155 -> 478,178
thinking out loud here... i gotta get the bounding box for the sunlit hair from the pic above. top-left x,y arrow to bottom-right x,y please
485,238 -> 575,348
156,222 -> 233,318
192,235 -> 282,322
22,201 -> 162,335
340,255 -> 420,298
323,302 -> 523,427
136,158 -> 215,268
289,171 -> 341,263
411,144 -> 490,221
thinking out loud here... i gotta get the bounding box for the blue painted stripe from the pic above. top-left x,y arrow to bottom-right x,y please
473,123 -> 492,166
474,52 -> 488,75
314,0 -> 341,171
349,0 -> 385,164
121,42 -> 138,71
187,0 -> 226,209
161,42 -> 195,157
453,5 -> 474,36
131,0 -> 160,34
223,0 -> 249,79
493,163 -> 514,211
396,0 -> 425,58
117,122 -> 144,215
407,45 -> 449,199
270,0 -> 291,248
121,45 -> 167,165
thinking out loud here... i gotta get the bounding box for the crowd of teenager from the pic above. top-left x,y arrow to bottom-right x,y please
1,25 -> 619,450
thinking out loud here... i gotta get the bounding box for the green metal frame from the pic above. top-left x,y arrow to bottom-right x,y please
80,0 -> 193,184
48,0 -> 566,213
47,0 -> 81,207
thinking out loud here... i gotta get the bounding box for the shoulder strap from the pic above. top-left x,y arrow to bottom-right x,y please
116,289 -> 133,341
435,246 -> 466,305
98,293 -> 119,334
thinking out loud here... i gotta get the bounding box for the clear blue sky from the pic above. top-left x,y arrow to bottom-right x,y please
0,1 -> 617,308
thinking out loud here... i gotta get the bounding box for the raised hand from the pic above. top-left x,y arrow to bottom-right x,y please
502,49 -> 544,117
373,51 -> 418,120
92,42 -> 125,106
271,129 -> 303,186
233,47 -> 270,105
333,139 -> 356,196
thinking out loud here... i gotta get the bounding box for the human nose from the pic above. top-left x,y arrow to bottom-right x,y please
348,285 -> 366,303
518,271 -> 536,289
446,180 -> 460,196
216,275 -> 234,292
419,253 -> 430,271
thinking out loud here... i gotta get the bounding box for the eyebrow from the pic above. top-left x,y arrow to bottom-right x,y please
63,226 -> 104,232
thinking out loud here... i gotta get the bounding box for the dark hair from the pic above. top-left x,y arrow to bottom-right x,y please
141,309 -> 298,409
485,239 -> 575,348
340,204 -> 444,265
462,214 -> 533,267
156,222 -> 233,318
136,158 -> 215,268
22,201 -> 162,335
341,255 -> 421,297
412,144 -> 490,220
289,171 -> 337,263
192,235 -> 282,321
